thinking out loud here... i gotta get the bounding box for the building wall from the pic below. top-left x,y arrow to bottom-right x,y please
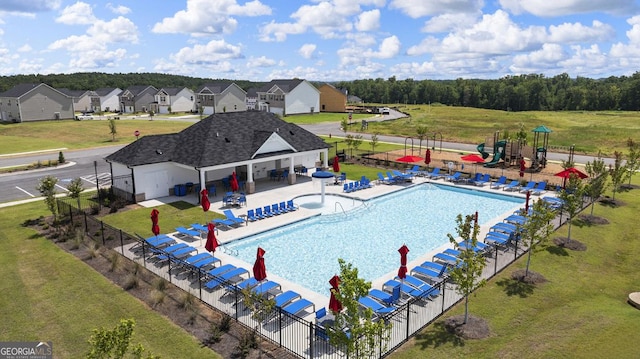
216,87 -> 247,113
170,88 -> 196,113
286,81 -> 320,115
19,86 -> 73,121
319,84 -> 346,112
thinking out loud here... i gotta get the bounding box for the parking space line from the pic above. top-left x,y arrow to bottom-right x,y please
16,186 -> 36,197
55,184 -> 69,192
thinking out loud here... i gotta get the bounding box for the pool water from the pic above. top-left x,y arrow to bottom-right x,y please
228,184 -> 523,297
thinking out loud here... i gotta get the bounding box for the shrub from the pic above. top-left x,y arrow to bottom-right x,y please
108,252 -> 121,272
151,290 -> 166,308
152,277 -> 168,292
123,273 -> 139,290
219,315 -> 232,332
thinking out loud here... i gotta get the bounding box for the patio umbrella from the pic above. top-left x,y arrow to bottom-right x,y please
252,247 -> 267,282
205,222 -> 219,253
150,209 -> 160,237
397,244 -> 409,280
554,167 -> 588,188
200,189 -> 210,212
461,153 -> 485,174
525,191 -> 531,213
425,149 -> 431,168
519,158 -> 526,178
230,172 -> 239,192
397,155 -> 424,163
329,275 -> 343,314
333,155 -> 340,172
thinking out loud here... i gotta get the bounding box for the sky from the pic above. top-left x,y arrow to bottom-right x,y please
0,0 -> 639,82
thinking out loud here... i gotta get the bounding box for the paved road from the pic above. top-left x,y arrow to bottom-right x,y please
0,111 -> 612,205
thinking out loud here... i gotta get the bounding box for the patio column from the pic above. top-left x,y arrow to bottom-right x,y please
288,156 -> 296,185
246,164 -> 256,194
322,149 -> 329,169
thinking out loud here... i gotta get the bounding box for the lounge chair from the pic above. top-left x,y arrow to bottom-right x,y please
133,234 -> 175,251
279,202 -> 289,213
490,176 -> 507,189
246,209 -> 259,222
358,296 -> 395,315
286,200 -> 299,211
532,181 -> 547,195
263,205 -> 275,217
252,280 -> 281,297
410,266 -> 444,283
519,181 -> 537,193
254,207 -> 267,219
283,298 -> 315,317
182,252 -> 211,266
474,173 -> 491,186
149,242 -> 188,259
190,223 -> 209,233
368,289 -> 394,306
175,226 -> 200,239
190,255 -> 220,270
377,172 -> 394,185
491,222 -> 518,234
484,233 -> 509,246
271,203 -> 283,215
406,165 -> 421,176
425,167 -> 442,179
207,264 -> 237,278
204,267 -> 249,290
382,279 -> 423,298
274,290 -> 302,308
503,180 -> 521,191
444,172 -> 462,182
504,214 -> 527,225
343,183 -> 352,193
156,244 -> 197,262
420,261 -> 449,276
392,170 -> 413,181
401,275 -> 441,298
212,218 -> 237,229
433,252 -> 458,266
223,210 -> 245,224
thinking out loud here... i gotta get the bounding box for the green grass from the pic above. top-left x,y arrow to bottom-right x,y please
282,112 -> 370,124
0,202 -> 219,358
389,176 -> 640,359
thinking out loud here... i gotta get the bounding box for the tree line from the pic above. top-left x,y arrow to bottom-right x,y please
2,71 -> 640,111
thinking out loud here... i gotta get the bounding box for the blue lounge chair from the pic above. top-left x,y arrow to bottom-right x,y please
286,200 -> 298,211
491,222 -> 518,234
155,244 -> 196,261
191,255 -> 220,270
263,205 -> 274,217
377,172 -> 394,185
279,202 -> 289,213
392,170 -> 413,181
426,167 -> 441,179
253,281 -> 281,297
474,173 -> 491,186
169,246 -> 198,259
490,175 -> 507,189
368,289 -> 394,306
254,207 -> 267,219
136,235 -> 175,250
485,233 -> 509,246
246,209 -> 259,222
283,298 -> 315,317
519,181 -> 537,193
343,183 -> 351,193
406,165 -> 421,176
150,243 -> 188,258
383,279 -> 423,298
401,275 -> 441,298
274,290 -> 302,308
410,266 -> 443,282
212,218 -> 237,229
420,261 -> 449,276
207,264 -> 237,277
433,252 -> 458,265
358,296 -> 395,315
504,214 -> 527,225
532,181 -> 547,195
204,267 -> 249,290
235,277 -> 258,291
223,210 -> 245,224
175,226 -> 200,238
444,172 -> 462,182
271,203 -> 283,215
503,180 -> 521,191
182,252 -> 210,265
190,223 -> 209,233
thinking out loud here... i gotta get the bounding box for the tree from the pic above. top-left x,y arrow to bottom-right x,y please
609,151 -> 627,200
515,123 -> 528,144
340,118 -> 349,138
351,134 -> 363,158
86,318 -> 159,359
519,199 -> 556,276
344,134 -> 354,158
36,175 -> 58,223
625,138 -> 640,186
66,177 -> 85,210
584,153 -> 609,215
148,110 -> 155,120
108,118 -> 117,141
370,132 -> 379,156
416,125 -> 428,151
329,258 -> 391,359
58,151 -> 65,164
557,174 -> 586,241
446,214 -> 486,324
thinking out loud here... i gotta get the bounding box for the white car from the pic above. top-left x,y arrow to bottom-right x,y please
75,114 -> 94,120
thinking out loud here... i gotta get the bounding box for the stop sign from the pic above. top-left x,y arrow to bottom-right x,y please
134,130 -> 140,137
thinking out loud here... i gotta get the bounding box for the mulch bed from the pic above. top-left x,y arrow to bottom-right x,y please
30,217 -> 295,359
510,269 -> 547,285
578,214 -> 609,225
443,315 -> 491,340
553,237 -> 587,251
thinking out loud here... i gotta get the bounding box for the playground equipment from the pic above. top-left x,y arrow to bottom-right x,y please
526,125 -> 552,171
477,131 -> 522,168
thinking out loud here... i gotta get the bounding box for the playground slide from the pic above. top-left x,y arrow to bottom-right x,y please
477,143 -> 490,159
483,140 -> 507,167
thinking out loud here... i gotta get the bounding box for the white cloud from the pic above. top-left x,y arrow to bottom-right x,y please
152,0 -> 271,35
247,55 -> 276,67
389,0 -> 483,18
356,9 -> 380,32
547,21 -> 614,44
406,37 -> 440,56
421,13 -> 480,33
17,44 -> 32,52
609,16 -> 640,61
298,43 -> 316,59
499,0 -> 639,16
0,0 -> 61,13
169,39 -> 244,66
511,43 -> 567,70
106,3 -> 130,15
56,2 -> 96,25
364,35 -> 401,59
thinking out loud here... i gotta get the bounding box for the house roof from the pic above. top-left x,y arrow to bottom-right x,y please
259,79 -> 304,93
57,88 -> 90,97
196,82 -> 234,94
106,111 -> 329,168
0,83 -> 67,98
157,87 -> 189,96
94,87 -> 122,96
122,85 -> 156,96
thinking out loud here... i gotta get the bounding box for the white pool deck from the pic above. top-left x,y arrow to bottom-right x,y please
133,173 -> 547,318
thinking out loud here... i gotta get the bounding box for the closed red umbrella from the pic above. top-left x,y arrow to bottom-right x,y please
205,222 -> 218,253
200,188 -> 210,212
329,275 -> 343,314
230,172 -> 239,192
397,244 -> 409,279
519,158 -> 526,178
525,190 -> 531,213
252,247 -> 267,281
333,155 -> 340,172
425,149 -> 431,166
150,209 -> 160,236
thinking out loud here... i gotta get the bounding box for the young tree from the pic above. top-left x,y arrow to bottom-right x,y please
36,175 -> 58,223
416,125 -> 428,151
625,138 -> 640,186
108,118 -> 117,141
86,318 -> 159,359
557,174 -> 586,241
519,199 -> 557,277
340,118 -> 349,137
351,134 -> 363,158
515,123 -> 528,145
609,151 -> 627,201
66,177 -> 85,210
344,134 -> 354,158
584,153 -> 609,215
329,258 -> 391,359
370,132 -> 379,155
58,151 -> 65,164
446,214 -> 486,324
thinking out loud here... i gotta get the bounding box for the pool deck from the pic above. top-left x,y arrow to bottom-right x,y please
136,173 -> 549,318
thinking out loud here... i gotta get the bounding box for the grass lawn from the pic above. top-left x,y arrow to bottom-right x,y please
389,176 -> 640,359
0,202 -> 219,358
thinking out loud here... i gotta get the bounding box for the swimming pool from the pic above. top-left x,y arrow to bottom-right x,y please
228,184 -> 523,297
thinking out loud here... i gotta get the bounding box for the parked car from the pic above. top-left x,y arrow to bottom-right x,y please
75,114 -> 94,120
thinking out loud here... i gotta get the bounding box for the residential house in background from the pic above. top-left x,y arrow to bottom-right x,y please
0,83 -> 74,122
195,82 -> 247,115
119,85 -> 157,113
257,79 -> 320,116
245,87 -> 258,110
318,83 -> 347,113
152,87 -> 196,114
58,88 -> 93,114
92,87 -> 122,112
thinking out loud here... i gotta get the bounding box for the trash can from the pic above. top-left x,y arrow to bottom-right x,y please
174,185 -> 181,196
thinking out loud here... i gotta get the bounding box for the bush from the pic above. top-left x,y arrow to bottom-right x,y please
123,273 -> 139,290
58,151 -> 65,164
219,315 -> 232,332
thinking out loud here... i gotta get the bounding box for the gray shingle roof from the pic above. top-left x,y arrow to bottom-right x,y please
196,82 -> 233,94
0,83 -> 65,98
106,111 -> 329,167
95,87 -> 122,96
259,79 -> 304,93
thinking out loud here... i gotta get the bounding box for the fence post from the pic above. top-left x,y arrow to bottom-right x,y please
198,269 -> 202,300
406,302 -> 411,341
100,221 -> 105,245
494,246 -> 498,274
279,310 -> 283,347
119,229 -> 124,255
167,259 -> 172,283
441,283 -> 446,313
309,322 -> 314,359
84,212 -> 88,233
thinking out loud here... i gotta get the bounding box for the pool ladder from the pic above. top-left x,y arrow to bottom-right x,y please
335,202 -> 346,215
220,246 -> 239,256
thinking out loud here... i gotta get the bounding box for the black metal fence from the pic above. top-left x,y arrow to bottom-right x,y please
56,193 -> 592,359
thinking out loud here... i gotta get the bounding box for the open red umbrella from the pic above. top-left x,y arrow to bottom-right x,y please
555,167 -> 588,188
461,153 -> 485,174
150,209 -> 160,236
200,188 -> 210,212
425,149 -> 431,166
397,155 -> 424,163
205,222 -> 218,253
519,158 -> 526,178
230,172 -> 239,192
332,155 -> 340,172
329,275 -> 343,314
252,247 -> 267,281
397,244 -> 409,280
